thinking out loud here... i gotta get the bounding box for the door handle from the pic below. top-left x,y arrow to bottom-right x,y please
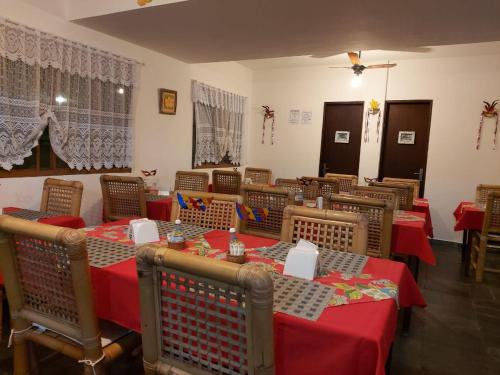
413,168 -> 424,182
322,163 -> 329,176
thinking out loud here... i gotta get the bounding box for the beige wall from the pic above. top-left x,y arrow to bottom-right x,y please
248,53 -> 500,241
0,0 -> 252,225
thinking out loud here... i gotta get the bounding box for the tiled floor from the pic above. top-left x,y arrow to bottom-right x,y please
1,242 -> 500,374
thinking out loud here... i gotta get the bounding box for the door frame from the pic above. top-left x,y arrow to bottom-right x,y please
318,101 -> 365,176
377,99 -> 433,193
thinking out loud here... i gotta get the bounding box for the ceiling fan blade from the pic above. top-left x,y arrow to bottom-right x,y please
366,63 -> 397,69
348,52 -> 360,65
328,66 -> 353,69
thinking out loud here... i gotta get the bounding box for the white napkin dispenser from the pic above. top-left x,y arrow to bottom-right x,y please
283,239 -> 320,280
127,218 -> 160,245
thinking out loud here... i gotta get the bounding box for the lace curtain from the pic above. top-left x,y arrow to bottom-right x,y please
0,18 -> 137,170
192,80 -> 245,166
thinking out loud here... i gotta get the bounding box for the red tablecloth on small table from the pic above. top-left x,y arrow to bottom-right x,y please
88,222 -> 425,375
413,198 -> 433,237
453,201 -> 484,231
2,207 -> 86,229
146,196 -> 172,221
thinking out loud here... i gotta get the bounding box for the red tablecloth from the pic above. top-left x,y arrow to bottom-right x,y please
2,207 -> 86,229
146,196 -> 172,221
89,225 -> 425,375
413,198 -> 433,237
453,201 -> 484,231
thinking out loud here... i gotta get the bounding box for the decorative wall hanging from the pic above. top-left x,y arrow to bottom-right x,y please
262,106 -> 275,145
476,100 -> 498,150
159,89 -> 177,115
335,131 -> 350,144
398,131 -> 416,145
141,169 -> 157,191
364,99 -> 381,143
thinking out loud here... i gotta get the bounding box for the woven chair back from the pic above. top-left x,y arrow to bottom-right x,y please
100,175 -> 147,222
301,177 -> 340,199
40,178 -> 84,216
328,194 -> 393,258
481,191 -> 500,236
136,246 -> 274,375
382,177 -> 420,200
275,178 -> 302,194
324,173 -> 358,194
212,169 -> 242,195
475,184 -> 500,206
174,171 -> 209,192
280,205 -> 368,255
244,167 -> 272,185
370,181 -> 414,210
240,184 -> 295,239
351,186 -> 400,210
171,190 -> 242,231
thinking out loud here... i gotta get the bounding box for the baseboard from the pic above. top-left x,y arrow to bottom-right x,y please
429,238 -> 460,247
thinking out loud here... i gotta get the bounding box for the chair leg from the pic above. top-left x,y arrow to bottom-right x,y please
476,243 -> 486,282
13,336 -> 30,375
0,287 -> 3,339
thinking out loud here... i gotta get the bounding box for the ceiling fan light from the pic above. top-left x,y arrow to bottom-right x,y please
351,75 -> 362,88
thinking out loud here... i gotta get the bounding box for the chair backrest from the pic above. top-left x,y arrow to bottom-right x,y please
301,177 -> 340,198
275,178 -> 302,194
370,181 -> 414,210
328,194 -> 394,258
351,185 -> 400,210
244,167 -> 272,185
137,245 -> 274,375
0,216 -> 102,359
481,191 -> 500,236
324,173 -> 358,194
280,205 -> 368,255
212,169 -> 242,195
100,175 -> 147,222
171,190 -> 242,231
382,177 -> 420,200
174,171 -> 209,192
40,178 -> 84,216
476,184 -> 500,206
240,184 -> 295,239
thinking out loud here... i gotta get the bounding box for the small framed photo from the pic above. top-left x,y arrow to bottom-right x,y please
159,89 -> 177,115
398,131 -> 416,144
335,131 -> 350,144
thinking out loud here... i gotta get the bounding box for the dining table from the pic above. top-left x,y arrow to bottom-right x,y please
453,201 -> 485,262
145,193 -> 172,221
85,218 -> 425,375
413,198 -> 434,238
1,207 -> 86,229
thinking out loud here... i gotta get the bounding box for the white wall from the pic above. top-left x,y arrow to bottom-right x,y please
248,53 -> 500,242
0,0 -> 252,225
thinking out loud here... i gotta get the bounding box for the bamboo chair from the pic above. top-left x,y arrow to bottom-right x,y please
244,167 -> 272,185
370,181 -> 414,211
328,194 -> 394,258
352,185 -> 401,211
280,205 -> 369,255
174,171 -> 209,192
136,245 -> 274,375
212,169 -> 242,195
40,178 -> 84,217
475,184 -> 500,206
240,184 -> 295,239
324,173 -> 358,194
470,191 -> 500,282
100,175 -> 147,222
382,177 -> 420,200
171,190 -> 242,231
275,178 -> 302,194
0,216 -> 140,374
301,177 -> 340,199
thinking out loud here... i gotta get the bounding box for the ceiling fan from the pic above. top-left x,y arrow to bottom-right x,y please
330,51 -> 397,76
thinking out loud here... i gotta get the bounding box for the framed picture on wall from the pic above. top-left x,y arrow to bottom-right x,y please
334,131 -> 350,144
398,131 -> 416,144
159,89 -> 177,115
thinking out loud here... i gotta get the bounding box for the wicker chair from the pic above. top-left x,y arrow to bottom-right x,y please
100,175 -> 147,222
280,205 -> 368,255
475,184 -> 500,206
324,173 -> 358,194
328,194 -> 394,258
240,184 -> 295,239
40,178 -> 84,216
136,245 -> 274,375
174,171 -> 209,192
382,177 -> 420,200
352,186 -> 400,210
171,190 -> 242,231
244,167 -> 272,185
212,169 -> 242,195
370,181 -> 414,211
275,178 -> 302,194
301,177 -> 340,199
0,216 -> 140,374
470,191 -> 500,282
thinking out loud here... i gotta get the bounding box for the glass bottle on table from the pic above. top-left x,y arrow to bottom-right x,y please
229,227 -> 245,256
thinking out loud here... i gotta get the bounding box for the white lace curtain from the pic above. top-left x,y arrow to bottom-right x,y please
191,80 -> 245,166
0,18 -> 137,170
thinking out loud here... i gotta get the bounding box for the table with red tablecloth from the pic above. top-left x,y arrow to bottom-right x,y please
413,198 -> 434,238
87,219 -> 425,375
1,207 -> 86,229
453,201 -> 485,262
146,195 -> 172,221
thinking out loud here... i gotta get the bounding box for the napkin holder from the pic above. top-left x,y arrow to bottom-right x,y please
283,240 -> 320,280
127,218 -> 160,244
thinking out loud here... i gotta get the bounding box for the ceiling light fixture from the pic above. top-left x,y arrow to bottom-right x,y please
351,75 -> 362,88
117,87 -> 125,95
55,95 -> 67,104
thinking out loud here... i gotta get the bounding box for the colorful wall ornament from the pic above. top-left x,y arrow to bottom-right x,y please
262,105 -> 275,145
364,99 -> 382,143
476,100 -> 498,150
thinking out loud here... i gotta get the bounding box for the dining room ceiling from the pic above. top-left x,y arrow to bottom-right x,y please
72,0 -> 500,63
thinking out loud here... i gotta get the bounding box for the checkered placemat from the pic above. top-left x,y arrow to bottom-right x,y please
155,221 -> 211,240
146,194 -> 170,202
5,209 -> 58,221
86,237 -> 137,268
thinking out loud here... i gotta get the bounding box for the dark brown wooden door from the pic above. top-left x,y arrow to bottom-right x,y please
378,100 -> 433,197
318,102 -> 364,176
